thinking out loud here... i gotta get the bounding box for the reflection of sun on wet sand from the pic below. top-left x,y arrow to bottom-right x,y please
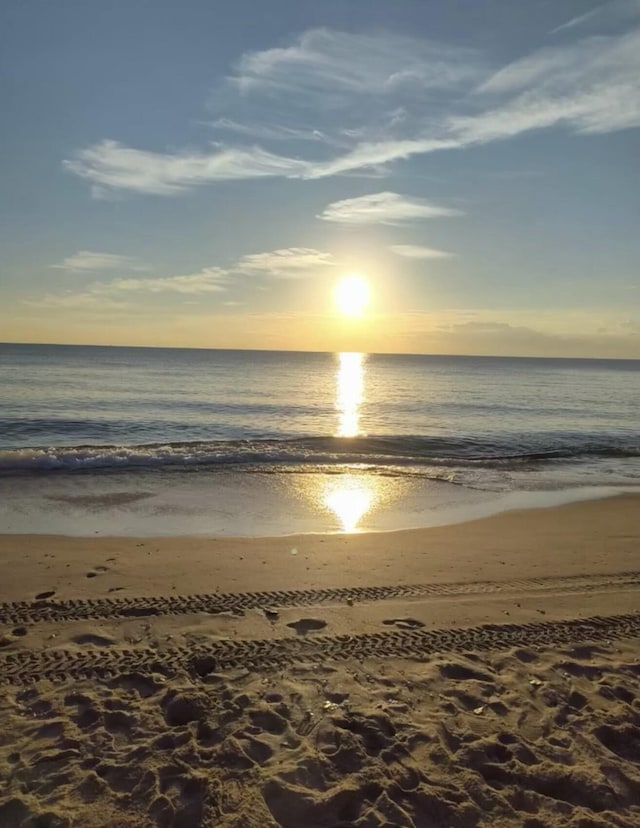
298,471 -> 403,533
325,483 -> 371,531
0,495 -> 639,827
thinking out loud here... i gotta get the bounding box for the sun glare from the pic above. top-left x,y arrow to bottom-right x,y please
325,485 -> 372,532
335,274 -> 370,317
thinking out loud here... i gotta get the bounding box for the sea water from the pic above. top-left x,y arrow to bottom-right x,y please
1,344 -> 638,535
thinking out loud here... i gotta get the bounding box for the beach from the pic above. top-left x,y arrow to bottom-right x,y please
1,494 -> 639,827
3,0 -> 640,823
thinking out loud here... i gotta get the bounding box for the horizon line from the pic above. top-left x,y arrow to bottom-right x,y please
1,341 -> 639,362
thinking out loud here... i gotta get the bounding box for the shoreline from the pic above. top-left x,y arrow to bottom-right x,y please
1,467 -> 637,537
1,493 -> 638,603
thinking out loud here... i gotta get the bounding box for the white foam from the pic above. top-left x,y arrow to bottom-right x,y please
0,468 -> 635,537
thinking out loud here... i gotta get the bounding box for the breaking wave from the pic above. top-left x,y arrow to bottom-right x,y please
1,433 -> 639,475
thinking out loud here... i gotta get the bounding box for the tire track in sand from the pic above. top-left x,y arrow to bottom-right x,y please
0,571 -> 637,626
1,612 -> 638,685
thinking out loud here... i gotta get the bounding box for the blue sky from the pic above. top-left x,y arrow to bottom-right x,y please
1,0 -> 639,356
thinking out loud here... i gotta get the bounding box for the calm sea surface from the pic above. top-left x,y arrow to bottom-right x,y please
1,344 -> 638,535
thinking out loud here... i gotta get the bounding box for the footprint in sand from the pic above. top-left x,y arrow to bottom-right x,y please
383,618 -> 425,630
71,633 -> 116,647
34,590 -> 56,600
87,566 -> 109,578
286,618 -> 327,635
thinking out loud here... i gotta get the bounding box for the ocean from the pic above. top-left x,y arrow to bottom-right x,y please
1,343 -> 638,535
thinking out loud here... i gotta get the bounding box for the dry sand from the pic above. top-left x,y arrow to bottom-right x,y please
0,494 -> 639,827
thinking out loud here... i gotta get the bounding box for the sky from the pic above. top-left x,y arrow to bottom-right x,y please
1,0 -> 639,357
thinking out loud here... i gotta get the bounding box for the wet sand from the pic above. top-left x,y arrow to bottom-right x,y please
0,494 -> 639,827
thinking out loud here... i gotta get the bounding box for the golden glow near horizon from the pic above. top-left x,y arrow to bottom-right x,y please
335,351 -> 365,437
334,274 -> 370,317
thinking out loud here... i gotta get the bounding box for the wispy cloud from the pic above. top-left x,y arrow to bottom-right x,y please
550,5 -> 607,35
464,29 -> 640,137
227,29 -> 481,100
96,267 -> 230,295
63,140 -> 309,196
51,250 -> 150,272
550,0 -> 640,35
64,29 -> 481,195
63,137 -> 463,195
480,29 -> 639,97
210,118 -> 336,145
34,247 -> 335,310
235,248 -> 335,278
96,248 -> 334,293
305,138 -> 461,179
319,192 -> 462,225
64,26 -> 640,196
24,292 -> 130,311
389,244 -> 454,259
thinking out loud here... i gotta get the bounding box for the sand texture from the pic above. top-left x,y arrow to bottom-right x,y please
0,495 -> 639,827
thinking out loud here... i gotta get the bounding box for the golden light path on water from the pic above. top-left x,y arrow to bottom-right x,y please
293,352 -> 405,533
335,351 -> 365,438
313,352 -> 396,532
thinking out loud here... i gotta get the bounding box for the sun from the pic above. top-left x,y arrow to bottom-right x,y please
334,274 -> 370,317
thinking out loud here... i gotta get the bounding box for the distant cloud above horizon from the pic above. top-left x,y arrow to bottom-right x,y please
29,247 -> 337,310
99,268 -> 230,296
52,250 -> 150,272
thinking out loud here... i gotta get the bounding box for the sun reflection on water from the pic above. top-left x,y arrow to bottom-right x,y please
336,352 -> 365,437
324,478 -> 374,532
293,353 -> 398,532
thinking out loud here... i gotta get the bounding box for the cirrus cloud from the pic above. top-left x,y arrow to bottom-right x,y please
63,26 -> 640,197
235,247 -> 336,278
29,247 -> 336,312
389,244 -> 454,259
63,140 -> 310,197
226,29 -> 483,114
52,250 -> 150,272
318,192 -> 462,225
97,268 -> 230,295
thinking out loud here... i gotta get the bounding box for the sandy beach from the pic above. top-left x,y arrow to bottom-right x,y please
1,494 -> 639,827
